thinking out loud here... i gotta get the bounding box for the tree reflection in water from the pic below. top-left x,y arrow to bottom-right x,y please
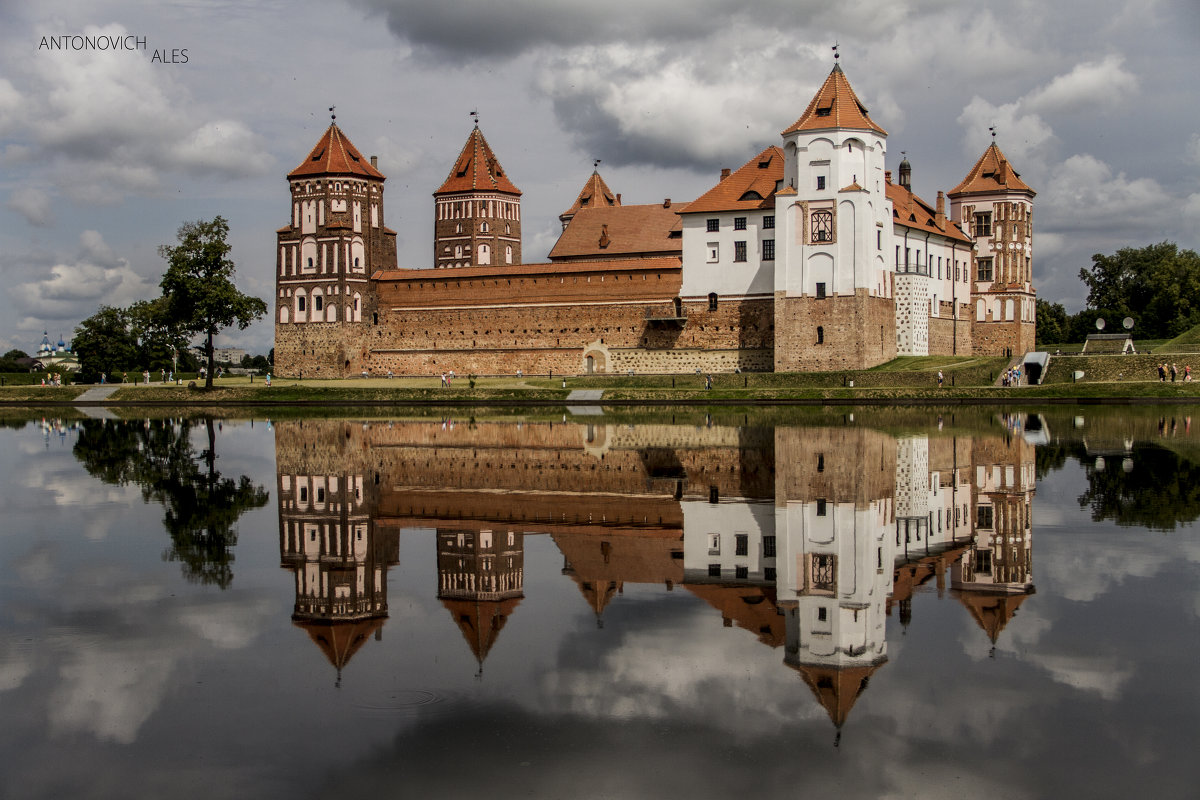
73,417 -> 269,587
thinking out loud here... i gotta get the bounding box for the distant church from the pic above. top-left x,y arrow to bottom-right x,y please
274,59 -> 1035,377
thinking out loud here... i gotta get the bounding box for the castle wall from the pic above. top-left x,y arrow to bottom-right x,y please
773,290 -> 896,372
928,301 -> 974,356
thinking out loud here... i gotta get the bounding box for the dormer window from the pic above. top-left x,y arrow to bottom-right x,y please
816,106 -> 832,117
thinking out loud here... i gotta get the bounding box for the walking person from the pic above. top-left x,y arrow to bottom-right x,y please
937,370 -> 944,388
1171,363 -> 1178,382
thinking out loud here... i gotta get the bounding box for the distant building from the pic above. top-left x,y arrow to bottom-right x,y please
32,332 -> 80,372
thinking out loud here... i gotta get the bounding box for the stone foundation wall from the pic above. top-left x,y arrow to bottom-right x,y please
973,319 -> 1036,356
928,302 -> 973,356
773,290 -> 896,372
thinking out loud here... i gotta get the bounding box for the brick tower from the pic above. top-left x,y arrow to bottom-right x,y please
433,123 -> 522,268
950,141 -> 1036,356
275,118 -> 396,377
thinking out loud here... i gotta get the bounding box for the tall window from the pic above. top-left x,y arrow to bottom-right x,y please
977,257 -> 994,282
817,175 -> 826,190
816,325 -> 824,344
708,293 -> 718,311
733,241 -> 747,262
816,282 -> 827,300
762,239 -> 775,261
974,212 -> 992,237
811,210 -> 833,243
706,218 -> 719,232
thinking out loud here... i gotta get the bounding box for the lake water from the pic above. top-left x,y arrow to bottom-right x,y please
1,407 -> 1198,799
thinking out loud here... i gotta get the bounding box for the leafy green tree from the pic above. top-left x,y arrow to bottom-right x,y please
1035,299 -> 1070,345
158,217 -> 267,389
128,297 -> 189,373
73,305 -> 139,381
1079,242 -> 1200,339
0,349 -> 29,372
73,417 -> 270,588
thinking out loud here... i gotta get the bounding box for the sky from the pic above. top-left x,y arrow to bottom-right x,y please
0,0 -> 1198,356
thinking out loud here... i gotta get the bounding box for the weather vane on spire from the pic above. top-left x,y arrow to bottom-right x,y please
470,109 -> 479,127
593,158 -> 601,171
989,125 -> 996,141
832,41 -> 840,61
329,106 -> 336,122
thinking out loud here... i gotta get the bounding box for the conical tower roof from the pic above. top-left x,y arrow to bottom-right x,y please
949,142 -> 1034,196
288,123 -> 385,179
561,169 -> 618,221
435,126 -> 521,196
790,661 -> 887,728
293,617 -> 386,679
954,589 -> 1033,644
783,64 -> 887,136
441,596 -> 522,666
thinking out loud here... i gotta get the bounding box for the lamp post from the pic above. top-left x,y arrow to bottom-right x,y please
170,345 -> 178,382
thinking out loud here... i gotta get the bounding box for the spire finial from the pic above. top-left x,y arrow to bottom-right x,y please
832,41 -> 840,61
989,125 -> 996,141
470,109 -> 479,128
593,158 -> 601,172
329,106 -> 336,122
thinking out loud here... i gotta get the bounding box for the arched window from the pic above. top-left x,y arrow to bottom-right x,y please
811,210 -> 834,243
454,244 -> 463,259
505,245 -> 513,264
480,221 -> 489,233
817,326 -> 824,344
505,223 -> 511,234
478,243 -> 491,265
297,295 -> 306,312
313,293 -> 323,312
708,292 -> 718,311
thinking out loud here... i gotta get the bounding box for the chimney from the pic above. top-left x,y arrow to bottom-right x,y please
998,158 -> 1008,185
720,168 -> 731,181
936,191 -> 946,229
885,170 -> 892,184
370,155 -> 378,168
663,198 -> 671,208
616,193 -> 622,204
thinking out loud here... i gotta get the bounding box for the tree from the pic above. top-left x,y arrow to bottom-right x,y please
0,349 -> 28,373
73,305 -> 139,381
128,297 -> 189,373
158,217 -> 267,389
73,417 -> 270,588
1079,242 -> 1200,339
1035,299 -> 1070,345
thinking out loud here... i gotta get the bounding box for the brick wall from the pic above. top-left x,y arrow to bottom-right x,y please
773,290 -> 896,372
928,302 -> 973,355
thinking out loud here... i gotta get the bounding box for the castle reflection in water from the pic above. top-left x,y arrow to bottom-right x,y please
276,417 -> 1035,725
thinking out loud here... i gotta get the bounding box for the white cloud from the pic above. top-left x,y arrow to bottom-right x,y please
1023,55 -> 1139,114
1186,133 -> 1200,167
6,186 -> 53,226
49,646 -> 175,744
6,23 -> 272,202
1040,154 -> 1173,235
957,96 -> 1055,172
9,230 -> 156,323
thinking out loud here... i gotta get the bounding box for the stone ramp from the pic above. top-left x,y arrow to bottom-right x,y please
566,389 -> 604,415
74,385 -> 121,402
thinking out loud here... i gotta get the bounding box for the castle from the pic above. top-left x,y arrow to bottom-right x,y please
274,61 -> 1035,377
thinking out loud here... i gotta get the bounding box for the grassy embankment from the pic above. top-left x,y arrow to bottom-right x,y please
5,350 -> 1200,406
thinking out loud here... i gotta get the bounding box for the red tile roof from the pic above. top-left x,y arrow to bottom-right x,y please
435,126 -> 521,196
783,64 -> 887,136
683,146 -> 784,214
886,180 -> 972,243
561,170 -> 619,220
549,202 -> 684,261
288,123 -> 385,179
950,142 -> 1034,196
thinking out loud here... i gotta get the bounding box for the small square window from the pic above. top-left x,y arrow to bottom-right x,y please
735,566 -> 748,580
707,242 -> 719,262
763,215 -> 775,229
706,218 -> 719,232
733,217 -> 747,231
708,563 -> 722,577
815,282 -> 827,300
